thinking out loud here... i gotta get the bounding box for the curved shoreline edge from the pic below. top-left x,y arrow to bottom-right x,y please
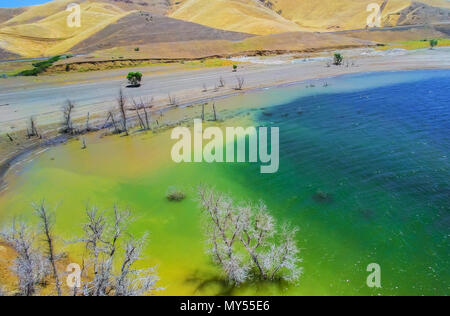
1,67 -> 449,192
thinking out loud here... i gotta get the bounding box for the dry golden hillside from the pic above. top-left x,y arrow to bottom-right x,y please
0,7 -> 26,25
57,31 -> 373,63
0,1 -> 129,57
169,0 -> 305,35
2,0 -> 86,26
271,0 -> 409,31
0,0 -> 448,59
171,0 -> 450,33
271,0 -> 450,30
0,0 -> 171,58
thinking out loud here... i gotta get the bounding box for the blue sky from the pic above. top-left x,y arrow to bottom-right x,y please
0,1 -> 52,8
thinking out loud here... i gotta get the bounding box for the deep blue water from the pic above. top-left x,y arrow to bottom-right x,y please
223,70 -> 450,295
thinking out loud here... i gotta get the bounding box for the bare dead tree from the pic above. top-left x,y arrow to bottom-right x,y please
78,207 -> 106,296
201,103 -> 205,121
198,187 -> 302,284
0,205 -> 159,296
142,97 -> 153,130
114,235 -> 159,296
0,220 -> 49,296
62,100 -> 75,135
6,133 -> 14,142
77,206 -> 159,296
118,89 -> 128,136
168,93 -> 177,107
85,112 -> 91,132
132,99 -> 145,130
202,84 -> 208,92
198,187 -> 248,284
33,202 -> 62,296
235,76 -> 245,90
212,102 -> 217,121
103,111 -> 120,134
27,117 -> 39,138
218,77 -> 225,88
156,110 -> 164,128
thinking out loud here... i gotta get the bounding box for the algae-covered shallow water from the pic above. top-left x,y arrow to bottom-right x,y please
0,69 -> 449,295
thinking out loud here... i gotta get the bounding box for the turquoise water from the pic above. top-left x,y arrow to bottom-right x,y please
220,69 -> 450,295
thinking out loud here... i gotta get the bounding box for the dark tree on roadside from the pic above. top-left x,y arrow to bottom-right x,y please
333,53 -> 343,66
429,39 -> 438,49
127,72 -> 142,87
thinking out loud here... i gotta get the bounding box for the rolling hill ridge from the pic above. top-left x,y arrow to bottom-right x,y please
0,0 -> 448,59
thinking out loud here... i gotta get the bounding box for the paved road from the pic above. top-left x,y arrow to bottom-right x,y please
1,47 -> 449,133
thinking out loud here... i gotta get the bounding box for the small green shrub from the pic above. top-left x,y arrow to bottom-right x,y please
166,187 -> 186,202
429,39 -> 438,49
333,53 -> 343,66
127,72 -> 143,86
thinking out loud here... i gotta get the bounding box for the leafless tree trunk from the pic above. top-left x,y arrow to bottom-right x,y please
6,133 -> 14,142
218,77 -> 225,88
235,76 -> 245,90
34,202 -> 61,296
1,221 -> 49,296
168,93 -> 177,107
85,112 -> 91,132
27,117 -> 39,138
104,111 -> 120,134
114,235 -> 159,296
212,102 -> 217,121
76,206 -> 158,296
142,106 -> 150,130
201,103 -> 205,121
141,97 -> 153,130
62,100 -> 75,135
118,89 -> 128,136
132,99 -> 145,130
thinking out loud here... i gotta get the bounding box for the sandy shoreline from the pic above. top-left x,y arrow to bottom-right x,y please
0,47 -> 449,187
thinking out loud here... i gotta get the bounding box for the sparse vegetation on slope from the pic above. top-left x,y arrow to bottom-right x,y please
2,0 -> 449,59
18,55 -> 62,76
170,0 -> 304,35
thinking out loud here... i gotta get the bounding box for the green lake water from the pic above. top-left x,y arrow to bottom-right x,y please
0,69 -> 448,295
